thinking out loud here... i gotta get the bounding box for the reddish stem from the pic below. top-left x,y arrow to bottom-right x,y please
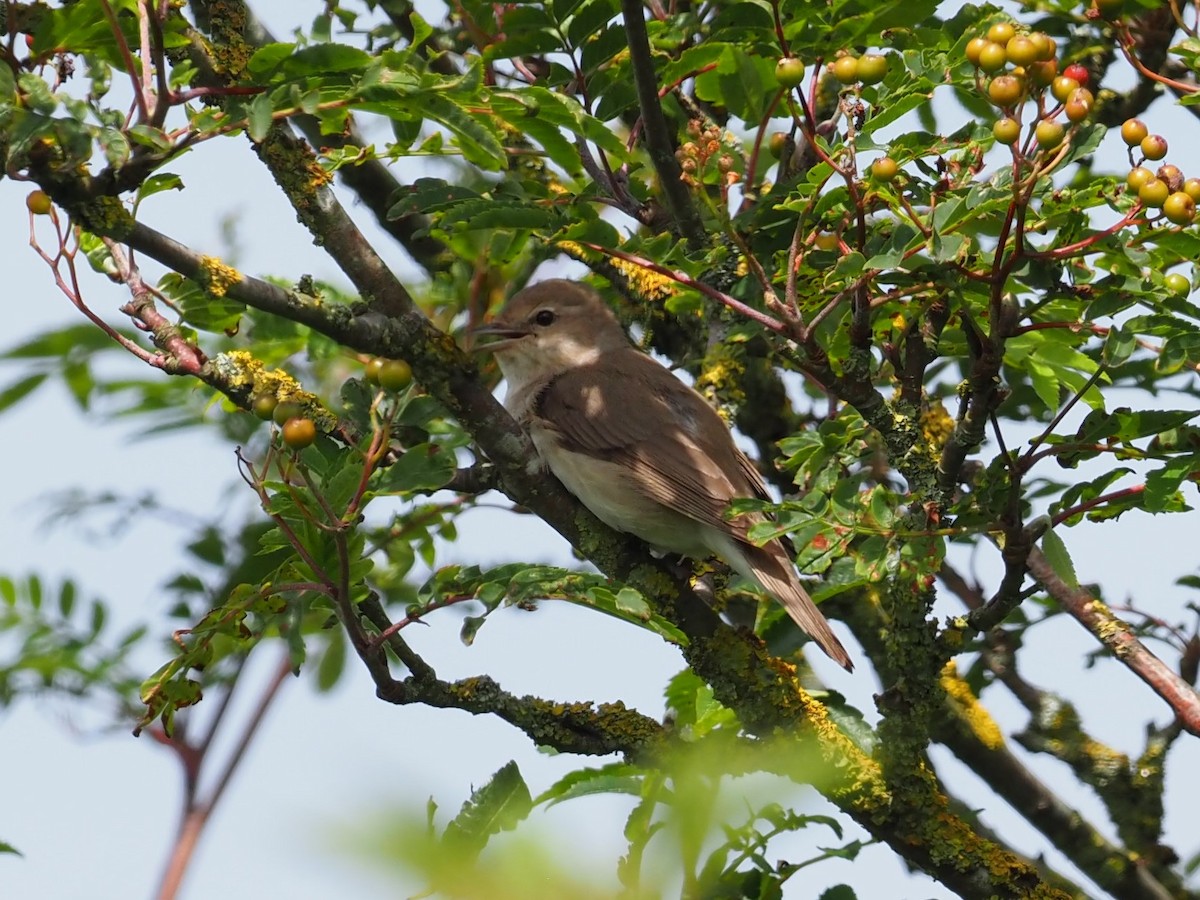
1051,484 -> 1145,526
1028,547 -> 1200,736
154,653 -> 292,900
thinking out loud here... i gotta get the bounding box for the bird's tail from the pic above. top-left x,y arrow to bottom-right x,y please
735,541 -> 853,671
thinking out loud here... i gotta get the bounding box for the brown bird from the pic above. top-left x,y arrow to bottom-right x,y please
475,279 -> 852,670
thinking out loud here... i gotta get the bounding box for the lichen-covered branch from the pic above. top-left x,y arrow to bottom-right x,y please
1027,547 -> 1200,736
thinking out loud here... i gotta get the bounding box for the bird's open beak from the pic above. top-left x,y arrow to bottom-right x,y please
469,322 -> 531,353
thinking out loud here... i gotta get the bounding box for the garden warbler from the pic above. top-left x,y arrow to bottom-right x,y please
475,279 -> 852,670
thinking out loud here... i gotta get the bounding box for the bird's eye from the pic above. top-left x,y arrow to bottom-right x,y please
534,309 -> 556,327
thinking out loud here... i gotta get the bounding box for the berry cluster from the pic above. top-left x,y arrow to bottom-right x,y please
252,395 -> 319,449
775,53 -> 888,91
676,120 -> 739,187
1119,122 -> 1197,225
828,53 -> 889,87
964,21 -> 1094,152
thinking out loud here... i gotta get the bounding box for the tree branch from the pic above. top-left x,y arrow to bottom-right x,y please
1026,547 -> 1200,736
619,0 -> 707,250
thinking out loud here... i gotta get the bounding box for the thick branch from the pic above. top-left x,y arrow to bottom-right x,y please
837,588 -> 1183,900
619,0 -> 707,249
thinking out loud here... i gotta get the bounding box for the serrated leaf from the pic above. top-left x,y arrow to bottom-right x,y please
1040,529 -> 1077,588
443,761 -> 532,861
136,172 -> 185,204
860,92 -> 930,137
1102,325 -> 1136,367
377,444 -> 456,494
421,93 -> 506,170
1144,456 -> 1199,512
247,92 -> 274,143
247,43 -> 297,78
535,762 -> 643,807
277,44 -> 374,80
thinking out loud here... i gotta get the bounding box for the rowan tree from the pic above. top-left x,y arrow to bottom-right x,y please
2,1 -> 1200,898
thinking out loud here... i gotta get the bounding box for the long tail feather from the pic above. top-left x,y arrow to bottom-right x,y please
736,541 -> 853,671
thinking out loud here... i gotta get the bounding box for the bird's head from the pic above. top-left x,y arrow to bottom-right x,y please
473,279 -> 629,384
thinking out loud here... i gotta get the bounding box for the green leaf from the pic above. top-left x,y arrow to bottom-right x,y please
247,43 -> 297,78
860,92 -> 931,137
1102,325 -> 1136,367
818,885 -> 859,900
0,373 -> 49,414
535,762 -> 643,807
315,627 -> 346,692
247,92 -> 275,143
1040,529 -> 1078,588
277,44 -> 374,80
565,0 -> 620,48
376,444 -> 456,494
157,272 -> 244,334
136,173 -> 185,204
1144,456 -> 1199,513
387,178 -> 483,219
421,93 -> 506,170
442,761 -> 533,861
695,48 -> 776,121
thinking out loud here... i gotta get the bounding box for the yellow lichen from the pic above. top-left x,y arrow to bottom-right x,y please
921,400 -> 954,446
307,160 -> 333,190
555,240 -> 595,262
616,260 -> 678,302
198,256 -> 243,298
939,661 -> 1004,750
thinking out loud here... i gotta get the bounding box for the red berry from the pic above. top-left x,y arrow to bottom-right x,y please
1062,64 -> 1089,86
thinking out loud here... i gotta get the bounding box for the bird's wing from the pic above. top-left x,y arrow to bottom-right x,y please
536,352 -> 854,670
534,353 -> 762,537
